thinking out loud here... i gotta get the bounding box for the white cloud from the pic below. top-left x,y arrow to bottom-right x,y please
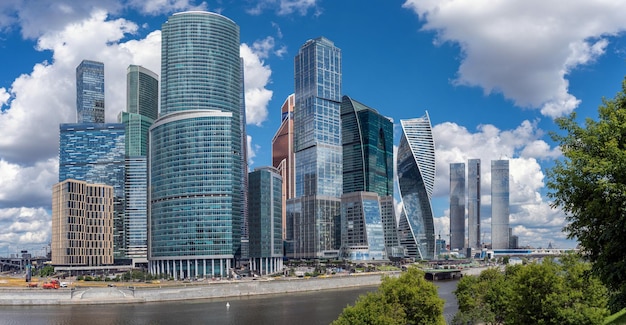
402,0 -> 626,117
431,120 -> 574,248
247,135 -> 260,170
0,207 -> 51,254
241,40 -> 274,126
0,87 -> 9,108
0,158 -> 57,208
128,0 -> 207,15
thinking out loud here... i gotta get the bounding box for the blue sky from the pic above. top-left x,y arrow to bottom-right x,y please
1,0 -> 626,256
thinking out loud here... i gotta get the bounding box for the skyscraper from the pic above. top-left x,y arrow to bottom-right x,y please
119,65 -> 158,262
149,11 -> 243,279
491,160 -> 510,249
289,37 -> 342,259
247,167 -> 283,275
76,60 -> 105,123
467,159 -> 481,249
396,113 -> 436,260
58,60 -> 126,259
272,94 -> 295,241
340,95 -> 398,260
341,95 -> 393,197
449,163 -> 465,251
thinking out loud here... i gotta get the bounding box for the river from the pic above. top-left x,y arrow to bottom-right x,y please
0,280 -> 458,325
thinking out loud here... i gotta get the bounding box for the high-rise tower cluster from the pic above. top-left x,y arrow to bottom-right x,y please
51,10 -> 443,278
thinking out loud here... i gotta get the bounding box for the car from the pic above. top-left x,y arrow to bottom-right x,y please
60,282 -> 68,288
107,283 -> 116,287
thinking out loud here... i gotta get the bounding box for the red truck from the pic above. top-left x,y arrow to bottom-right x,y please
43,280 -> 60,289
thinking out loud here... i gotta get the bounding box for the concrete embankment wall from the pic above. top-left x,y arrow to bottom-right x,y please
136,274 -> 386,302
0,273 -> 389,305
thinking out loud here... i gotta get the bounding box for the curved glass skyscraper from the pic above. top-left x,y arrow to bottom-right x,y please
396,113 -> 436,260
149,11 -> 243,279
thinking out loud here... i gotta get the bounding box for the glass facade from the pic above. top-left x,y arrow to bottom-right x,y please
120,65 -> 158,261
467,159 -> 481,249
340,95 -> 394,197
491,160 -> 510,249
396,114 -> 436,260
126,65 -> 158,120
59,123 -> 126,257
59,123 -> 125,196
149,11 -> 243,279
292,37 -> 343,258
248,167 -> 284,275
149,111 -> 234,278
76,60 -> 105,123
449,163 -> 465,250
340,192 -> 385,261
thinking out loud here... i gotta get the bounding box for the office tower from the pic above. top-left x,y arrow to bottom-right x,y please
341,95 -> 393,196
76,60 -> 105,123
340,192 -> 386,261
449,163 -> 465,250
396,113 -> 436,260
248,167 -> 284,275
240,57 -> 250,262
272,94 -> 295,241
118,65 -> 158,262
491,160 -> 510,249
58,123 -> 125,257
149,11 -> 243,279
467,159 -> 481,249
51,179 -> 113,266
289,37 -> 342,259
340,95 -> 399,260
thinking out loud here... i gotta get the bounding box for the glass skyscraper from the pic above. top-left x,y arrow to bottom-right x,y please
341,95 -> 393,197
491,159 -> 510,249
149,11 -> 243,279
449,163 -> 465,251
340,192 -> 386,261
289,37 -> 342,259
467,159 -> 481,249
396,113 -> 436,260
247,167 -> 284,275
340,95 -> 398,260
119,65 -> 158,261
76,60 -> 105,123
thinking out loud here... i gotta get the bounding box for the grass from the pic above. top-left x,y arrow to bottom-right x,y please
605,308 -> 626,325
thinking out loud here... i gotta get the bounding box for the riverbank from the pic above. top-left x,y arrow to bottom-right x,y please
0,273 -> 390,306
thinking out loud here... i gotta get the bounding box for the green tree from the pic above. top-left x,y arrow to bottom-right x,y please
453,255 -> 609,325
333,267 -> 445,325
38,265 -> 55,277
547,78 -> 626,311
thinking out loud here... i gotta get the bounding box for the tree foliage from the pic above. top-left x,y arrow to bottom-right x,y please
453,254 -> 609,324
332,267 -> 445,325
547,78 -> 626,309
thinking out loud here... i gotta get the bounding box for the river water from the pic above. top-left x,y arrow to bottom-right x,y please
0,280 -> 458,325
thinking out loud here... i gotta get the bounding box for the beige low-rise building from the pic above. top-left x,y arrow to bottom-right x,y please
51,179 -> 114,266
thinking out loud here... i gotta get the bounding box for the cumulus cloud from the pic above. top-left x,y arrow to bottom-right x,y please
0,158 -> 58,208
0,207 -> 51,254
128,0 -> 207,15
246,135 -> 260,170
403,0 -> 626,117
431,120 -> 572,248
241,39 -> 274,126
